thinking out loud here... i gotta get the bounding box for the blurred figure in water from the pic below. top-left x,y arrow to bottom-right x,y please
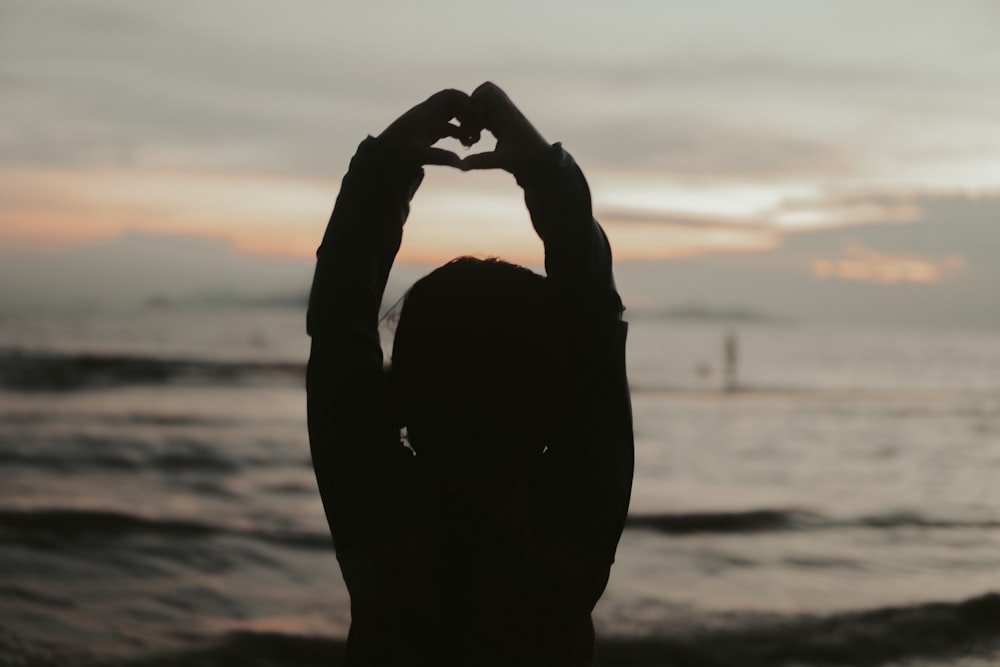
724,330 -> 739,393
306,82 -> 633,666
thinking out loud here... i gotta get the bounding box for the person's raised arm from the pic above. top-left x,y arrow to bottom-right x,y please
306,90 -> 474,545
461,82 -> 623,320
307,89 -> 475,342
462,83 -> 633,561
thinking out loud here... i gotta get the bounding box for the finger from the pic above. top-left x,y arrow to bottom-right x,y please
469,82 -> 511,132
471,81 -> 505,110
461,148 -> 547,173
459,150 -> 510,172
381,89 -> 468,144
417,147 -> 463,168
468,86 -> 495,133
459,126 -> 482,148
469,82 -> 547,151
456,95 -> 485,140
420,89 -> 470,123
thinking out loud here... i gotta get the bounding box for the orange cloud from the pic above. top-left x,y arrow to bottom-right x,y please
0,167 -> 333,257
811,241 -> 965,284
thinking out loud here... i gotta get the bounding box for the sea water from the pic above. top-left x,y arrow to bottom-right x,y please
1,305 -> 999,666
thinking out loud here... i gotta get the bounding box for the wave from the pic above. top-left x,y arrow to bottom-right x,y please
8,349 -> 990,397
0,435 -> 287,473
5,506 -> 999,558
596,592 -> 1000,667
0,409 -> 230,427
1,507 -> 802,554
0,348 -> 304,391
626,383 -> 1000,399
0,508 -> 332,553
628,508 -> 1000,536
0,430 -> 311,473
855,511 -> 1000,531
0,447 -> 245,474
626,509 -> 811,534
11,592 -> 986,667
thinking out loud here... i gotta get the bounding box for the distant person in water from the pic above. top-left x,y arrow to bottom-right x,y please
724,330 -> 739,392
306,82 -> 634,666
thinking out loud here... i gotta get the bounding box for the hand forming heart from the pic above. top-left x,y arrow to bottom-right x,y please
376,83 -> 550,174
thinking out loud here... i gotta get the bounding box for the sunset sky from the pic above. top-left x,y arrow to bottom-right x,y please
2,0 -> 999,324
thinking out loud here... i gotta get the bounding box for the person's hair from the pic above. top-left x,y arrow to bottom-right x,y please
390,257 -> 562,472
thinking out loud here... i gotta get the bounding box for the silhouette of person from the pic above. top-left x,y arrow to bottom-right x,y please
724,330 -> 739,392
306,83 -> 634,666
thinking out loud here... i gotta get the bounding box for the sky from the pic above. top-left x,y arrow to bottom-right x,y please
2,0 -> 1000,325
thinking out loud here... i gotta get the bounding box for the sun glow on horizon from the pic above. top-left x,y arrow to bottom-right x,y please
0,166 -> 802,263
0,163 -> 989,282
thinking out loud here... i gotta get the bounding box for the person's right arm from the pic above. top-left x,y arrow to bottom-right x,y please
462,82 -> 622,318
463,82 -> 634,563
519,148 -> 633,565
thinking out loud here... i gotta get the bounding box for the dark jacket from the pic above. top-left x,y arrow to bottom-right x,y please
307,136 -> 633,666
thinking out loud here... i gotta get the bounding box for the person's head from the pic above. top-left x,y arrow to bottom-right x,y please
390,257 -> 563,491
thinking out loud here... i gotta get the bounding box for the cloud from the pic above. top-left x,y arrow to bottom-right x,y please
566,113 -> 853,177
4,0 -> 1000,188
613,192 -> 1000,328
0,1 -> 412,175
811,241 -> 965,284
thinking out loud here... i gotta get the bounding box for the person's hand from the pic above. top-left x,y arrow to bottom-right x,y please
377,89 -> 481,168
460,82 -> 550,173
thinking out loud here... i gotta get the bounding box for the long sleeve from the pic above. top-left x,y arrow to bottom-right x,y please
306,136 -> 423,551
515,144 -> 634,564
515,143 -> 624,321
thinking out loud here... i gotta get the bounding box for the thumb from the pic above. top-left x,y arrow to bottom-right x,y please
460,148 -> 544,173
459,150 -> 510,172
417,146 -> 463,168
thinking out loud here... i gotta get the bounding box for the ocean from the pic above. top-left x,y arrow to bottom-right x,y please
1,304 -> 999,666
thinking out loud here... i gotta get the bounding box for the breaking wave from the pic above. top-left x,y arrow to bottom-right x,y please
0,348 -> 304,391
4,506 -> 999,561
0,508 -> 332,552
627,509 -> 1000,535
